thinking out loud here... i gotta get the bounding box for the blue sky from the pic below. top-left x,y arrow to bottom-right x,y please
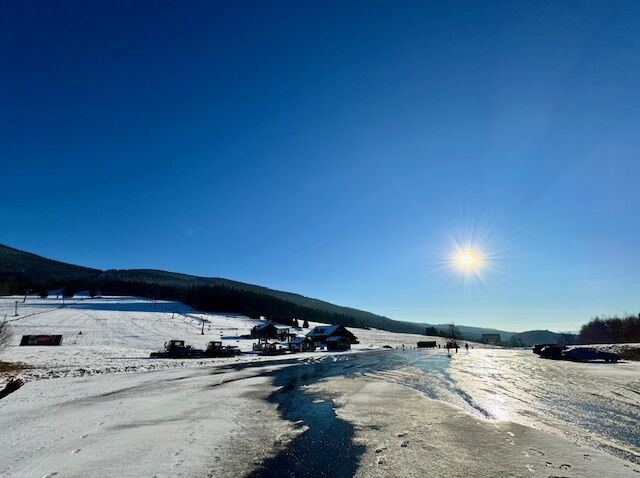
2,1 -> 639,331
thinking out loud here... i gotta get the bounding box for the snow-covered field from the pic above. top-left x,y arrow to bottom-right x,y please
0,296 -> 458,477
0,295 -> 453,381
2,296 -> 638,477
0,360 -> 300,477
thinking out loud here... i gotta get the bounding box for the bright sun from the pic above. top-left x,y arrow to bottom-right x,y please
452,247 -> 484,273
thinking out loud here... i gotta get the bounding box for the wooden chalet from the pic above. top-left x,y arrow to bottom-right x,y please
306,325 -> 358,349
250,322 -> 279,339
288,336 -> 315,352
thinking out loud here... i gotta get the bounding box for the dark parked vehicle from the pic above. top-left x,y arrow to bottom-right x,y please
150,340 -> 204,359
204,341 -> 241,358
538,345 -> 567,360
532,343 -> 555,355
562,347 -> 619,363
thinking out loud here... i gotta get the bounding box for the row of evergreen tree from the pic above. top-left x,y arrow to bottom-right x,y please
579,315 -> 640,344
425,325 -> 464,340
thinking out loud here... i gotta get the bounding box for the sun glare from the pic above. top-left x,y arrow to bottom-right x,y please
452,246 -> 484,273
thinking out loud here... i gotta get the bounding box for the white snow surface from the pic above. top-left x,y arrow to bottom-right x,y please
1,296 -> 638,477
0,296 -> 454,381
0,361 -> 298,478
0,296 -> 461,477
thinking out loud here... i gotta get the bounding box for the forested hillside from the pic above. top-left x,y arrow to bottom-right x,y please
0,244 -> 427,334
0,244 -> 100,294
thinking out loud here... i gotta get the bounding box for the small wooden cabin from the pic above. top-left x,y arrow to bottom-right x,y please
250,322 -> 279,339
306,325 -> 358,348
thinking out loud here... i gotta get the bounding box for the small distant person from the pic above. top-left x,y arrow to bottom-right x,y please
465,343 -> 469,352
0,377 -> 25,400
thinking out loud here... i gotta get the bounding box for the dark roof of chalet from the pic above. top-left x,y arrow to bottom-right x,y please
306,325 -> 343,337
253,322 -> 278,330
306,325 -> 357,340
326,335 -> 351,342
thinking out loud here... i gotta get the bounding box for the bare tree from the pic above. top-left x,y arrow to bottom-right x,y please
0,317 -> 12,351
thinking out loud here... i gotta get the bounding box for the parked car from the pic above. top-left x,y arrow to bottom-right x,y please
538,345 -> 567,360
562,347 -> 619,363
532,343 -> 555,355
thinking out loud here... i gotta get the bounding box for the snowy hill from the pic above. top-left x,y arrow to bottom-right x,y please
509,329 -> 578,346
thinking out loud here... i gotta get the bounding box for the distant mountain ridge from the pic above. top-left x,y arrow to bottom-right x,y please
427,323 -> 578,346
509,329 -> 578,346
428,323 -> 517,341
